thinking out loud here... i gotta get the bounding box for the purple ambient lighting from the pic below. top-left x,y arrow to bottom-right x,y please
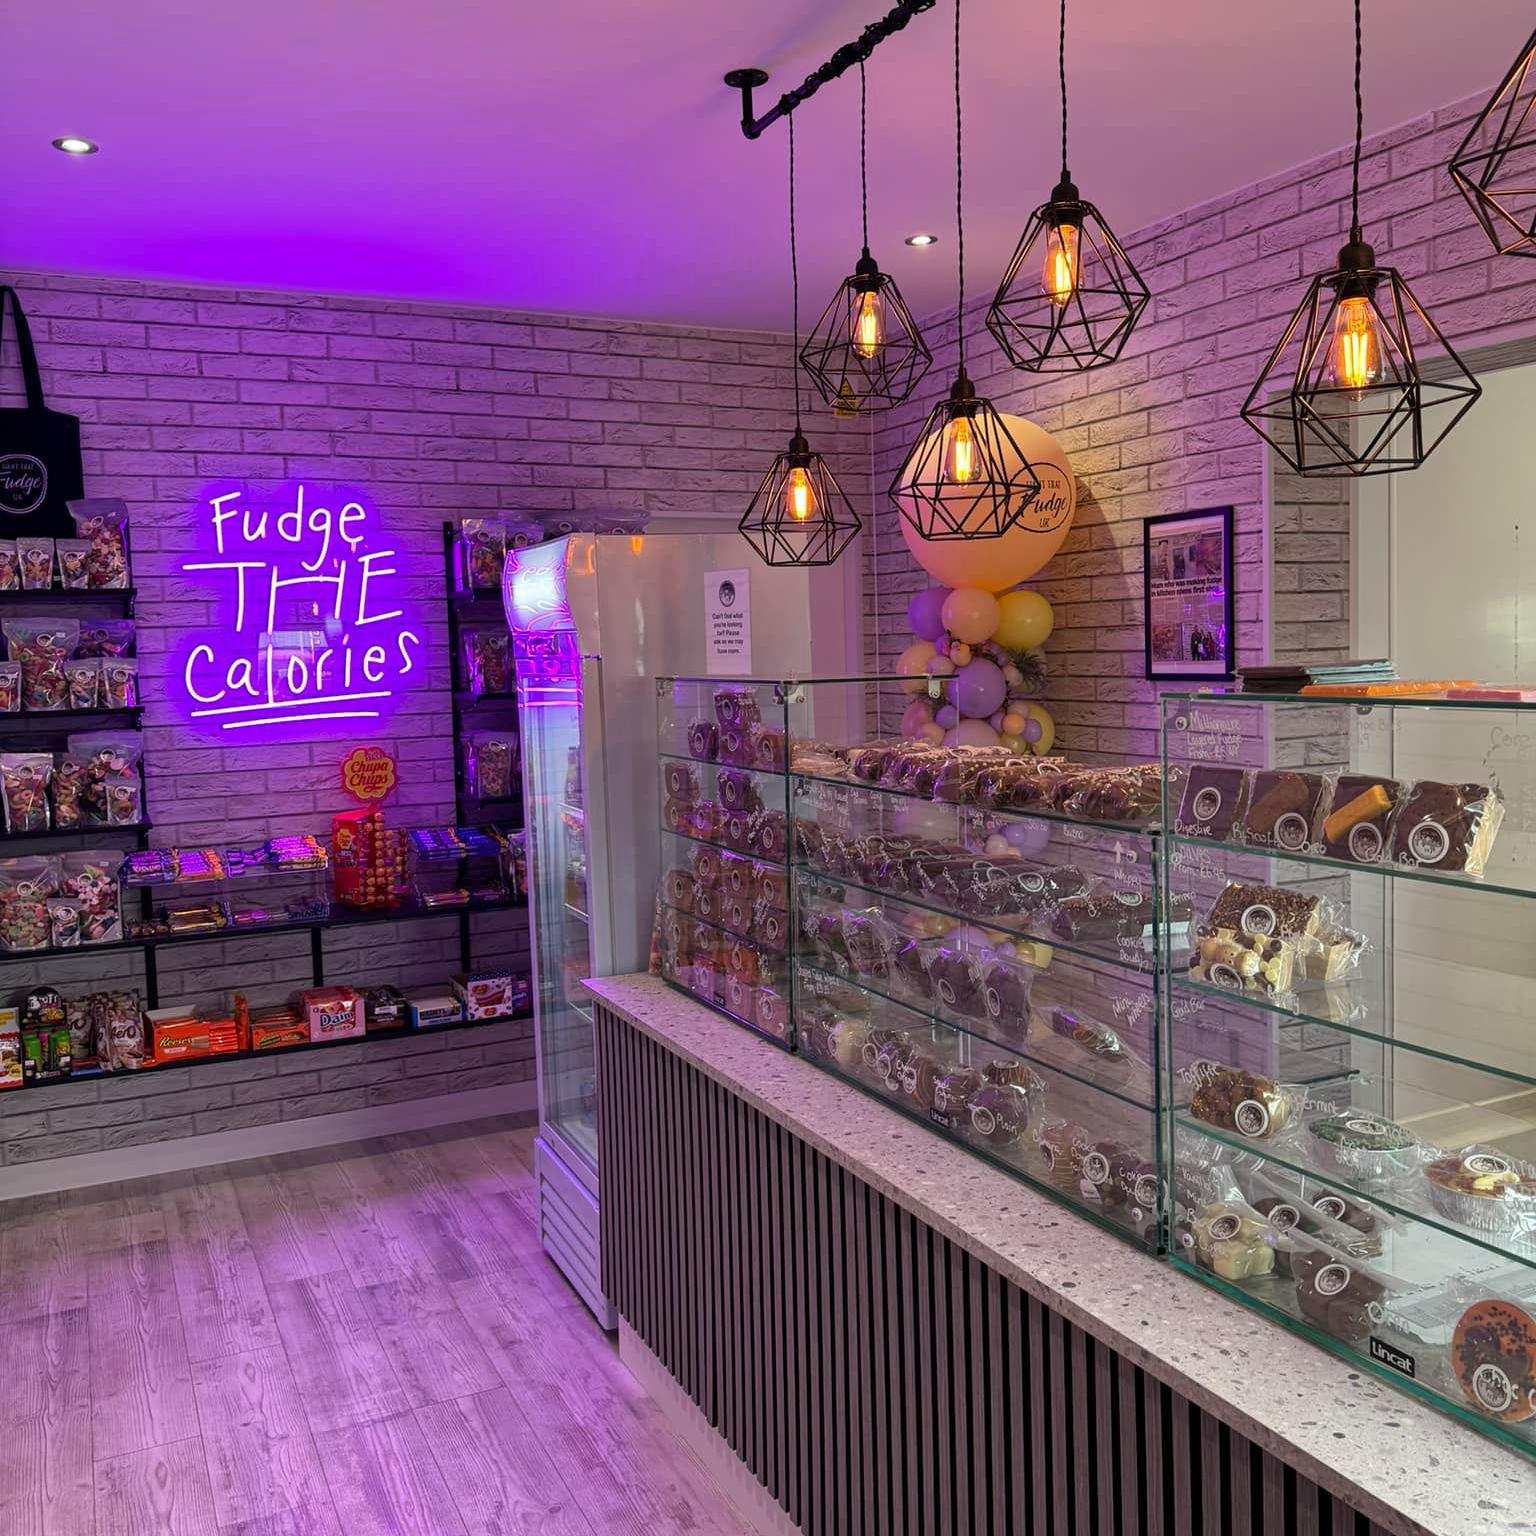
504,538 -> 573,634
171,483 -> 424,742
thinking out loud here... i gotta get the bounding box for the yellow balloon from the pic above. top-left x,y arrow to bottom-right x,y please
994,590 -> 1054,653
896,640 -> 936,694
896,415 -> 1076,593
1024,703 -> 1056,756
940,588 -> 1000,645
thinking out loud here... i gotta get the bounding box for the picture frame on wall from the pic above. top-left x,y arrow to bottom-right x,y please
1143,506 -> 1235,682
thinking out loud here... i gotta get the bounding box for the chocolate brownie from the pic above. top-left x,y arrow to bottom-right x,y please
1173,765 -> 1249,840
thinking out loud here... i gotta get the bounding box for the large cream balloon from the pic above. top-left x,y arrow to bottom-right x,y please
896,415 -> 1075,593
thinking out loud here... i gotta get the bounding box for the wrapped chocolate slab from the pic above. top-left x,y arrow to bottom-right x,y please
1319,773 -> 1400,863
1059,763 -> 1167,825
930,747 -> 1014,804
1388,780 -> 1504,878
1173,764 -> 1250,841
1241,770 -> 1329,853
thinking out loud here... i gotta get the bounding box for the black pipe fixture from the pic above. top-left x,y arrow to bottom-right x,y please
1449,27 -> 1536,258
889,0 -> 1040,540
1240,0 -> 1480,478
800,61 -> 933,416
985,0 -> 1149,374
739,115 -> 863,567
723,0 -> 936,141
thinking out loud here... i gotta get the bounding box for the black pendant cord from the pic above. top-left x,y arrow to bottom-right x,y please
859,60 -> 870,252
1350,0 -> 1363,242
1058,0 -> 1069,181
954,0 -> 965,371
789,112 -> 803,434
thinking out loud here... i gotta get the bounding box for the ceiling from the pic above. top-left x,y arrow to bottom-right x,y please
2,1 -> 1527,331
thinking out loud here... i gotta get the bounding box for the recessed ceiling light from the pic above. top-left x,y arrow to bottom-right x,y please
904,233 -> 939,247
52,136 -> 99,156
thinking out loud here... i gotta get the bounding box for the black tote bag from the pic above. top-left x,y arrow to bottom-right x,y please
0,286 -> 84,538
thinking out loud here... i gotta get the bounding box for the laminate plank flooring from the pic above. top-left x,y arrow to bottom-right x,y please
0,1119 -> 755,1536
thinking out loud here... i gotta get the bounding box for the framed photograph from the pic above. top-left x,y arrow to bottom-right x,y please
1142,506 -> 1235,681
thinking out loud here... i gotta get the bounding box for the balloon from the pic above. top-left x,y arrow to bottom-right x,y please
998,732 -> 1023,752
926,655 -> 956,677
994,590 -> 1055,653
946,720 -> 1000,748
983,834 -> 1012,857
941,588 -> 1001,645
1003,819 -> 1053,858
935,704 -> 959,730
907,587 -> 951,642
1023,703 -> 1056,755
1022,719 -> 1042,743
949,641 -> 972,667
1001,710 -> 1027,735
896,416 -> 1076,591
988,710 -> 1006,731
918,722 -> 946,746
946,657 -> 1007,719
897,640 -> 936,694
899,700 -> 935,737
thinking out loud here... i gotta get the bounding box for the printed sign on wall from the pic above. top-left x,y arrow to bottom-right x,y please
173,484 -> 424,739
339,745 -> 399,802
704,567 -> 751,676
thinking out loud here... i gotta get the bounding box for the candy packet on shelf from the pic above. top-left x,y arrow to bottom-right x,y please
457,518 -> 506,591
18,538 -> 54,591
1,753 -> 53,833
61,850 -> 125,944
0,856 -> 61,952
55,538 -> 93,590
3,619 -> 77,712
67,497 -> 131,588
0,540 -> 16,591
74,619 -> 135,658
66,733 -> 144,826
0,661 -> 18,714
460,628 -> 511,696
100,657 -> 138,709
64,658 -> 99,711
465,731 -> 517,802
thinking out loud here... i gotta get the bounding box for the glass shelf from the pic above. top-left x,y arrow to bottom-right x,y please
1162,690 -> 1536,714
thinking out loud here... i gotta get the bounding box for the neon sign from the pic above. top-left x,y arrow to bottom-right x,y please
173,484 -> 424,738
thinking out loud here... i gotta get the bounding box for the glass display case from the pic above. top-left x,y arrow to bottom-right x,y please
656,677 -> 796,1045
784,677 -> 1174,1248
1161,692 -> 1536,1454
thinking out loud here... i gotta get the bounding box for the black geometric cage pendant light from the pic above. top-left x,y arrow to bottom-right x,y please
985,0 -> 1149,374
800,60 -> 933,415
889,0 -> 1040,541
1241,0 -> 1480,478
739,114 -> 862,567
1449,27 -> 1536,258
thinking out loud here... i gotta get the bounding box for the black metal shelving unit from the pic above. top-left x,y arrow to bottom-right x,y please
443,524 -> 523,833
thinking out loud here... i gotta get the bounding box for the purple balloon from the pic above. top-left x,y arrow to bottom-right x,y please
908,587 -> 952,643
1022,717 -> 1044,744
935,704 -> 960,730
945,657 -> 1007,719
1003,820 -> 1053,859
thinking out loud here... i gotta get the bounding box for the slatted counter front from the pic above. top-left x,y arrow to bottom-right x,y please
587,975 -> 1536,1536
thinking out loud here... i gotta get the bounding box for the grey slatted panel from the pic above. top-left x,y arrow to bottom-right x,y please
593,1007 -> 1406,1536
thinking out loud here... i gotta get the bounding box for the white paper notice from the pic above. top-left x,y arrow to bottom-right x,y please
704,568 -> 751,675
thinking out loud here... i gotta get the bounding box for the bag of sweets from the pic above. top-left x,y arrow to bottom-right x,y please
74,619 -> 135,658
0,661 -> 18,713
1,753 -> 52,833
66,733 -> 143,826
3,619 -> 77,710
100,657 -> 137,709
67,497 -> 130,588
0,856 -> 60,952
18,537 -> 53,590
51,753 -> 87,829
63,657 -> 99,710
61,850 -> 124,944
0,541 -> 16,591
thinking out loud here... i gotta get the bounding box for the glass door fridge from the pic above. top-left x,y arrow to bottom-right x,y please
505,531 -> 852,1329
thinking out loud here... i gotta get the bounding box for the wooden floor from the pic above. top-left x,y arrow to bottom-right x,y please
0,1119 -> 757,1536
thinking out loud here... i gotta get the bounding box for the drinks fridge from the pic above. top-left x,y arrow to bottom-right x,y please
503,531 -> 852,1326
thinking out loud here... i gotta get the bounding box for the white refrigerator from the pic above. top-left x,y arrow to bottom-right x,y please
504,531 -> 854,1327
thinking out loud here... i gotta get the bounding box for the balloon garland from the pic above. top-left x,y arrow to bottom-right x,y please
893,415 -> 1074,753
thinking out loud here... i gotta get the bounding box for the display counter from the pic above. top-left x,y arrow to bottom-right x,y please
586,972 -> 1535,1536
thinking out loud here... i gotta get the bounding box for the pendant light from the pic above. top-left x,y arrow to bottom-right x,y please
739,114 -> 862,567
1449,27 -> 1536,258
985,0 -> 1149,374
889,0 -> 1040,541
800,61 -> 933,415
1241,0 -> 1480,478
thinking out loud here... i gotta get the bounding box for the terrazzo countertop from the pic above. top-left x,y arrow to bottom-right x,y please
585,973 -> 1536,1536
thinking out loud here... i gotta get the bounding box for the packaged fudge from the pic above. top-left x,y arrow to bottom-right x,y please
1192,1203 -> 1275,1281
1388,781 -> 1504,877
1291,1247 -> 1385,1343
1203,881 -> 1321,941
1189,1063 -> 1298,1139
1241,770 -> 1328,853
1320,774 -> 1400,863
1173,765 -> 1249,841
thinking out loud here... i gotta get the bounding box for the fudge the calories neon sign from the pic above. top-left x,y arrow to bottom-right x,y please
175,484 -> 424,736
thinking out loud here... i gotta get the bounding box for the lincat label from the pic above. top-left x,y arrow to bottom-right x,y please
1369,1337 -> 1416,1380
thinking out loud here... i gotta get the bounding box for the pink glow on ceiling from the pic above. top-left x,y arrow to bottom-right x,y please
1,0 -> 1529,329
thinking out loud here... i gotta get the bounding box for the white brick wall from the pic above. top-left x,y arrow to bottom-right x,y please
0,271 -> 870,1165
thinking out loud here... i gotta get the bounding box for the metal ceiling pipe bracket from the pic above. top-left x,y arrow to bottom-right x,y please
724,0 -> 936,141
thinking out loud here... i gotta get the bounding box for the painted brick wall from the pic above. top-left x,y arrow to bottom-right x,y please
0,269 -> 869,1165
865,86 -> 1536,759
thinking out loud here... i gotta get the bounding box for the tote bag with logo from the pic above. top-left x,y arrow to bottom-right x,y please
0,287 -> 84,538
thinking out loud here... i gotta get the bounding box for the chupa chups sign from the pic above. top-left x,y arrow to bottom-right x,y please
173,484 -> 424,740
339,745 -> 399,803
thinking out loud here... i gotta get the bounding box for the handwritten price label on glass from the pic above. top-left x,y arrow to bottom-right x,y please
340,745 -> 399,803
